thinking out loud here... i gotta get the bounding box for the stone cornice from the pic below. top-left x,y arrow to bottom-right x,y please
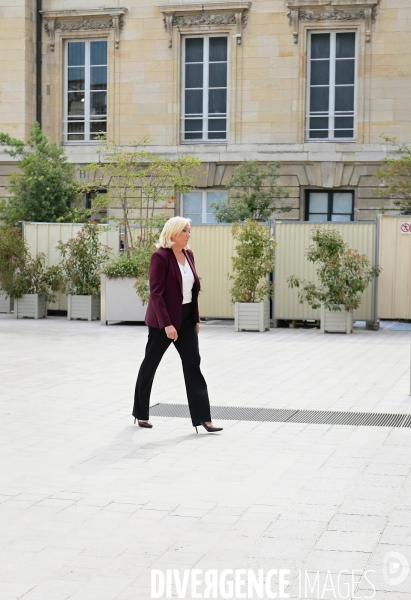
159,2 -> 251,47
285,1 -> 380,43
41,8 -> 128,51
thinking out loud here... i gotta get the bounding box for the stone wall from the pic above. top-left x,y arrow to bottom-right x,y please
0,0 -> 409,220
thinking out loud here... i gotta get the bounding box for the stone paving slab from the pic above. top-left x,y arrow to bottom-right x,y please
0,314 -> 411,599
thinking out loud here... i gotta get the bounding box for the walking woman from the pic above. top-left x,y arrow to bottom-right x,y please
132,217 -> 223,434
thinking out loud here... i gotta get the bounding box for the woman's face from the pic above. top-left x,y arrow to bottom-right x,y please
172,225 -> 191,248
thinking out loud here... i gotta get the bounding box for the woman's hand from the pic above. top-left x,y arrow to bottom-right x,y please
165,325 -> 178,341
196,323 -> 200,334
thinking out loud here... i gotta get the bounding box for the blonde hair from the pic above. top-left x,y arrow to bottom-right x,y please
157,216 -> 191,248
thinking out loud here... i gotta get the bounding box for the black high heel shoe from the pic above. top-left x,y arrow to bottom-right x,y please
195,422 -> 223,433
134,418 -> 153,428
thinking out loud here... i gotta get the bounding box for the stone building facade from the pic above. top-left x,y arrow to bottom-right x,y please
0,0 -> 410,221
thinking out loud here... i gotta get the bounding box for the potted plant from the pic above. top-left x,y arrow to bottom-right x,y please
10,254 -> 61,319
0,225 -> 61,318
229,219 -> 276,332
210,160 -> 291,222
83,139 -> 201,325
57,223 -> 111,321
288,228 -> 381,334
0,225 -> 25,313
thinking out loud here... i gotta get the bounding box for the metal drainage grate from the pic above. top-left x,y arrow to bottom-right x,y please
149,403 -> 411,428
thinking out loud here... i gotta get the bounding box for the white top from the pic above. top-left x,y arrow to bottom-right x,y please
178,259 -> 195,304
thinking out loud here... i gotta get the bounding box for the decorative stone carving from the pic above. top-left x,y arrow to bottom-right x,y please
286,6 -> 378,44
159,2 -> 251,47
172,13 -> 237,27
42,8 -> 127,50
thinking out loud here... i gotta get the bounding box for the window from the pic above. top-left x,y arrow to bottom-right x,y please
65,40 -> 107,142
182,191 -> 227,223
182,36 -> 228,142
306,191 -> 354,222
307,31 -> 356,140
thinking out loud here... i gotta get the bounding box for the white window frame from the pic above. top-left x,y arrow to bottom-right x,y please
64,39 -> 108,144
181,35 -> 229,143
181,190 -> 227,223
306,30 -> 357,142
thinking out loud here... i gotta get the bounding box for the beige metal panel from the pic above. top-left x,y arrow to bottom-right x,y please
378,216 -> 411,319
274,222 -> 376,321
23,223 -> 120,311
189,225 -> 236,319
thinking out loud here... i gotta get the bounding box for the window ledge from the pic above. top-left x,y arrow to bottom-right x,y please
285,0 -> 380,43
159,1 -> 251,47
41,7 -> 128,51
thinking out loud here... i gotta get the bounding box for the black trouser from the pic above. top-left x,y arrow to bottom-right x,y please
133,303 -> 212,426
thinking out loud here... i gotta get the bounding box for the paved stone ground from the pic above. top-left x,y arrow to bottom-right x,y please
0,314 -> 410,600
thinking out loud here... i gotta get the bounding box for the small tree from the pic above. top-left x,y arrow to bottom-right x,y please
0,226 -> 26,294
84,139 -> 201,255
0,122 -> 80,225
57,223 -> 111,297
212,160 -> 290,222
229,220 -> 276,303
374,137 -> 411,214
288,228 -> 381,312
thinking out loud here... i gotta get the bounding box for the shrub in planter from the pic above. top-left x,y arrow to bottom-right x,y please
100,216 -> 165,324
57,223 -> 111,320
288,228 -> 381,333
8,253 -> 62,319
229,219 -> 276,332
0,225 -> 26,296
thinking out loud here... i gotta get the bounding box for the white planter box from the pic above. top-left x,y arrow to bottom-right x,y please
67,295 -> 100,321
234,301 -> 270,332
320,304 -> 353,334
15,294 -> 46,319
0,290 -> 13,313
100,275 -> 147,325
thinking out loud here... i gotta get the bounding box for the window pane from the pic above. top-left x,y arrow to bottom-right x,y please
335,86 -> 354,112
335,60 -> 355,85
67,92 -> 85,115
334,116 -> 354,138
209,37 -> 227,62
90,121 -> 107,139
310,60 -> 329,86
311,34 -> 330,59
68,42 -> 85,66
309,116 -> 328,131
310,87 -> 329,112
332,214 -> 351,222
336,33 -> 355,59
186,38 -> 203,63
90,92 -> 107,115
185,213 -> 202,224
90,66 -> 107,91
206,213 -> 217,224
67,121 -> 84,141
209,89 -> 226,114
308,214 -> 328,222
208,118 -> 226,132
209,63 -> 227,88
333,192 -> 353,214
309,129 -> 328,139
68,67 -> 85,91
208,131 -> 226,140
185,64 -> 203,88
185,119 -> 202,133
183,192 -> 202,213
185,89 -> 203,114
309,193 -> 328,213
207,191 -> 227,209
90,41 -> 107,65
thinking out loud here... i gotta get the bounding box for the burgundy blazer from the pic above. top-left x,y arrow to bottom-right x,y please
145,247 -> 201,330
